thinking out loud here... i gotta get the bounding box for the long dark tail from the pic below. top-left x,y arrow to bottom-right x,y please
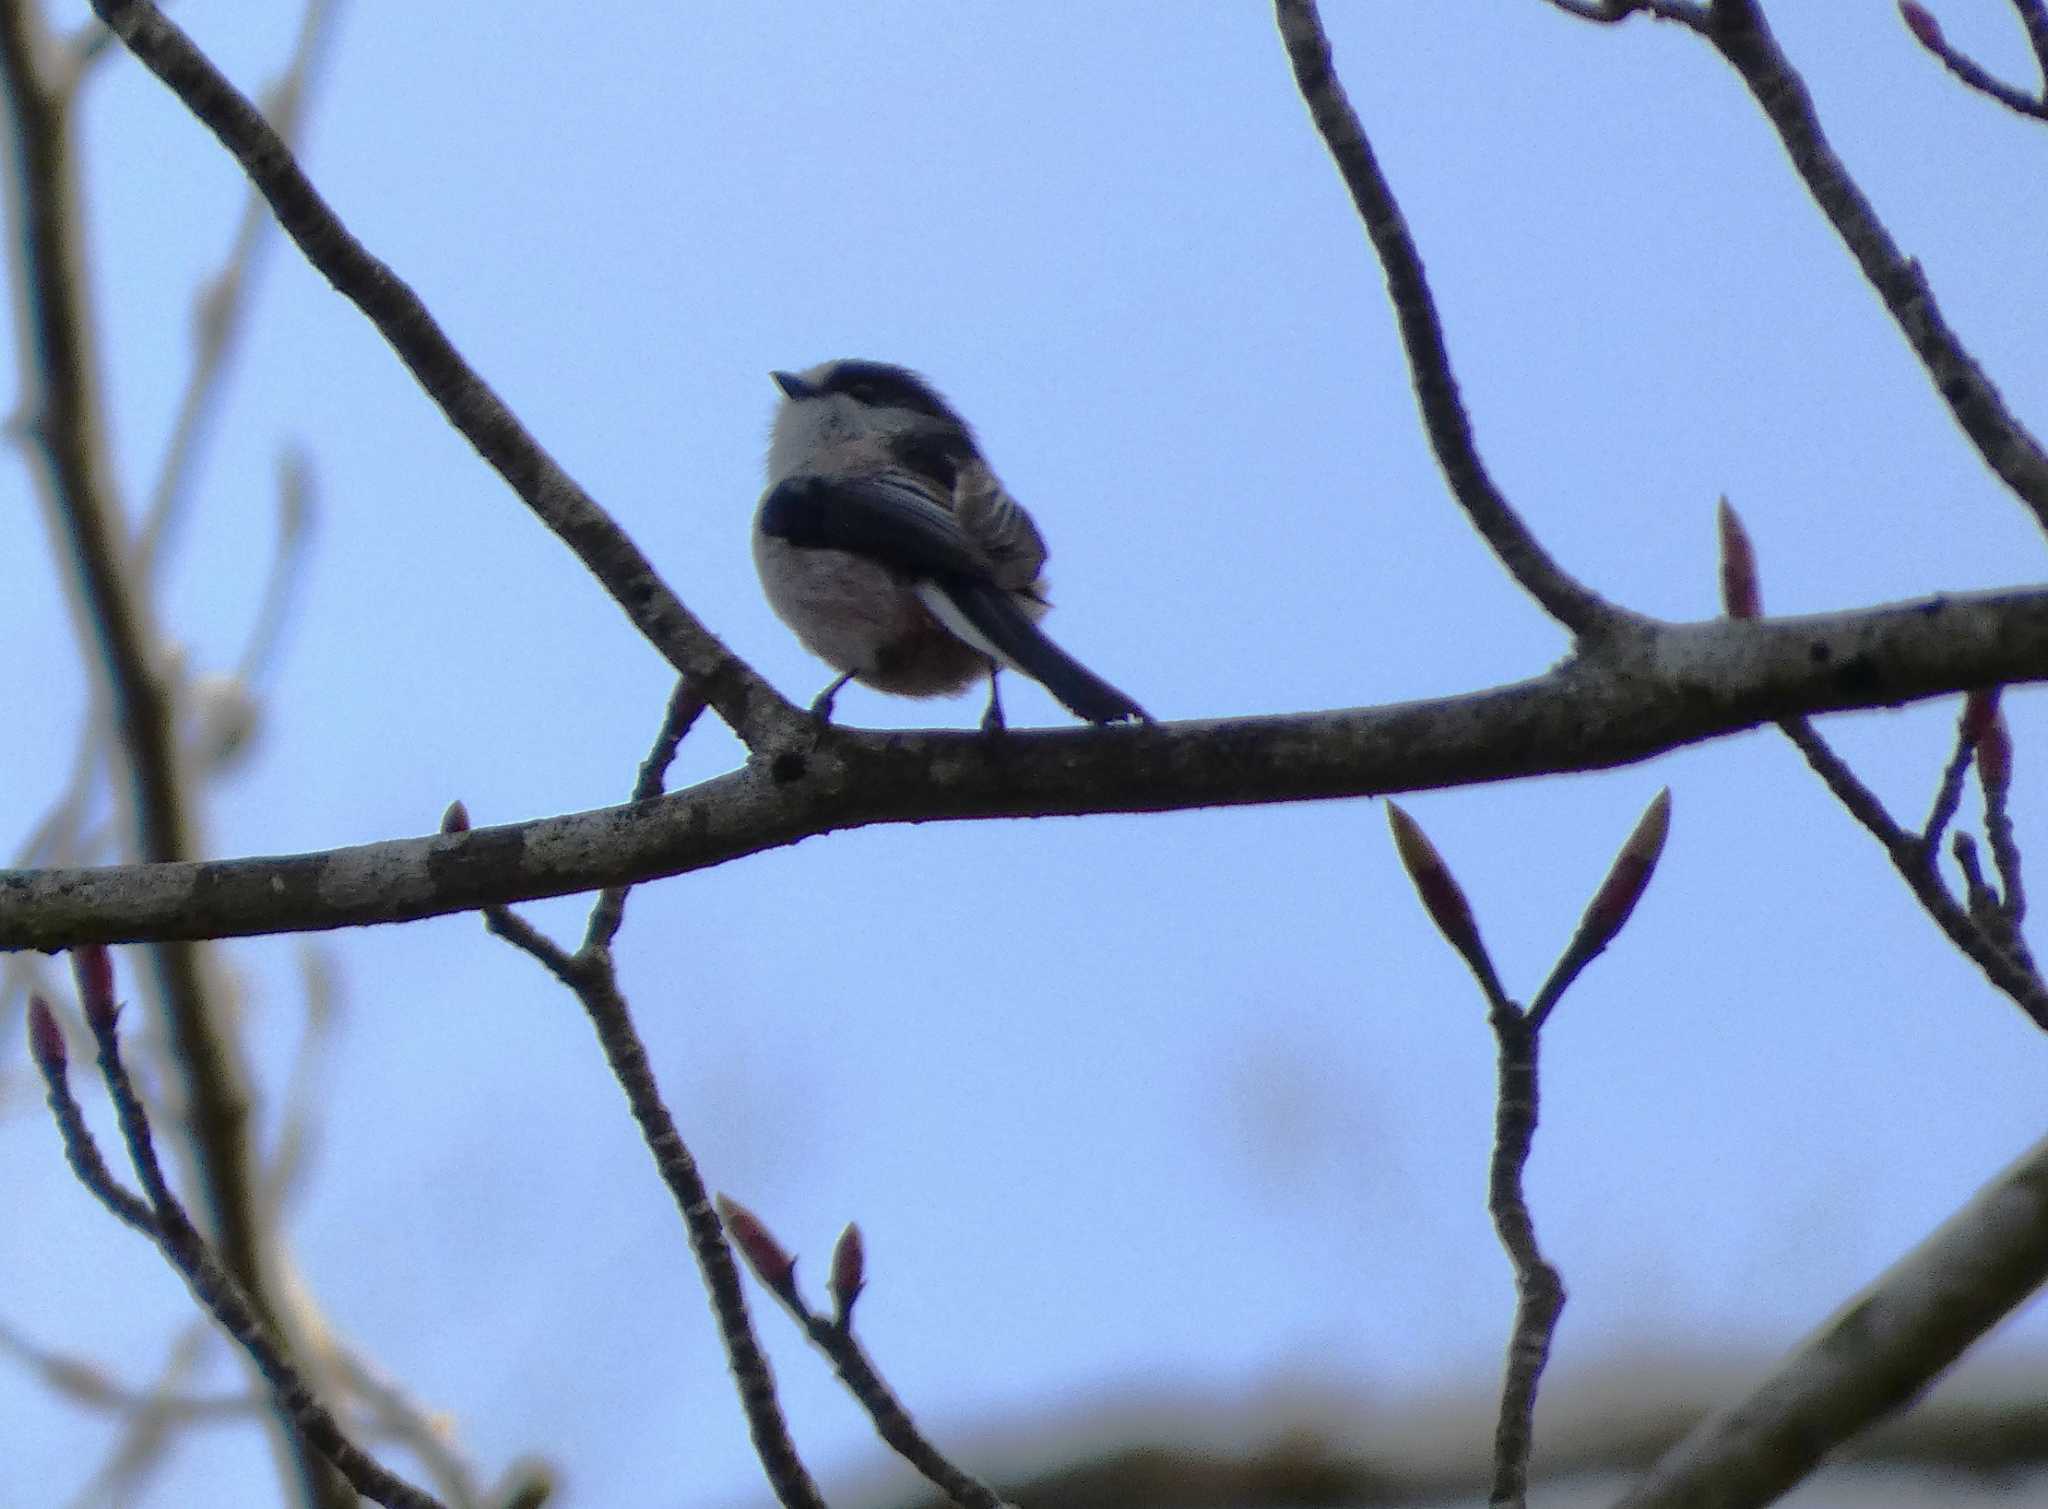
936,579 -> 1148,725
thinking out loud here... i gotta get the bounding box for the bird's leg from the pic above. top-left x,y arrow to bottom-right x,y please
810,671 -> 855,724
980,667 -> 1008,735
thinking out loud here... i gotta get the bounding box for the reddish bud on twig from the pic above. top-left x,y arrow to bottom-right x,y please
1962,687 -> 2001,742
1900,2 -> 1945,52
440,800 -> 471,834
1386,803 -> 1497,987
1716,497 -> 1761,620
717,1194 -> 798,1299
1576,789 -> 1673,955
1978,701 -> 2013,804
829,1222 -> 866,1318
28,996 -> 68,1077
69,946 -> 117,1032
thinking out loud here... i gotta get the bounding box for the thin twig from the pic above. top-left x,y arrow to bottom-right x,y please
133,0 -> 338,578
29,1000 -> 160,1236
85,0 -> 796,746
61,997 -> 448,1509
1485,1004 -> 1564,1509
1273,0 -> 1634,640
1922,698 -> 1984,852
483,919 -> 825,1509
1780,717 -> 2048,1029
479,686 -> 824,1509
234,445 -> 317,686
725,1211 -> 1016,1509
335,1345 -> 490,1509
1901,2 -> 2048,121
2020,0 -> 2048,87
1702,0 -> 2048,531
581,679 -> 708,955
59,1324 -> 228,1509
0,11 -> 340,1498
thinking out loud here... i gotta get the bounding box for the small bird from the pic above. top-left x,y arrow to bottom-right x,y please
754,359 -> 1148,730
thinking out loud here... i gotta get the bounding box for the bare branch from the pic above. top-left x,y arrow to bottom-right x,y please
84,0 -> 799,747
0,10 -> 341,1498
1781,713 -> 2048,1028
133,0 -> 339,578
723,1201 -> 1017,1509
1922,690 -> 1991,852
579,678 -> 709,955
1485,1003 -> 1564,1509
479,929 -> 825,1509
1274,0 -> 1633,640
1900,2 -> 2048,121
1618,1128 -> 2048,1508
5,587 -> 2047,949
483,693 -> 825,1509
1701,0 -> 2048,531
47,978 -> 448,1509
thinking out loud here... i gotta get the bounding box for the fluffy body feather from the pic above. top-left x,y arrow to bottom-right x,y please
754,360 -> 1145,726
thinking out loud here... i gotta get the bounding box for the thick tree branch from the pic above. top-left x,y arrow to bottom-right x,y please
1618,1128 -> 2048,1509
1275,0 -> 1633,641
5,588 -> 2046,949
83,0 -> 800,748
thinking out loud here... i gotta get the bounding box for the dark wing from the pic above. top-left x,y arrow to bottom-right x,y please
925,578 -> 1148,725
757,472 -> 995,582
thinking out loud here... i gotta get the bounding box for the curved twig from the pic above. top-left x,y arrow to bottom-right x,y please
1704,0 -> 2048,532
1275,0 -> 1634,640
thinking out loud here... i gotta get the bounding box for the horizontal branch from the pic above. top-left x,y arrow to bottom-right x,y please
4,587 -> 2047,949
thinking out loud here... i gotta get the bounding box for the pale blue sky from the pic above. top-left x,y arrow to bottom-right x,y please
4,4 -> 2047,1506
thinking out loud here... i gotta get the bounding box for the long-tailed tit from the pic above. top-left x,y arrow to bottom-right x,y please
754,359 -> 1148,730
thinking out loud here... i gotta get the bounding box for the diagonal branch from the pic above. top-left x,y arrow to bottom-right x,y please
1702,0 -> 2048,532
1274,0 -> 1634,640
1780,716 -> 2048,1029
84,0 -> 800,748
1618,1128 -> 2048,1508
133,0 -> 340,578
476,690 -> 825,1509
1902,1 -> 2048,121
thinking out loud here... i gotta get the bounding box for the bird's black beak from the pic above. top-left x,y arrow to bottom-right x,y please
771,370 -> 812,400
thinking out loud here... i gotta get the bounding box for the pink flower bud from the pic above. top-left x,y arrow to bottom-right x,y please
1577,789 -> 1673,954
829,1223 -> 866,1315
1716,498 -> 1761,620
1978,703 -> 2012,803
717,1194 -> 797,1297
69,946 -> 117,1031
28,996 -> 67,1076
1387,802 -> 1490,971
1901,2 -> 1945,52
